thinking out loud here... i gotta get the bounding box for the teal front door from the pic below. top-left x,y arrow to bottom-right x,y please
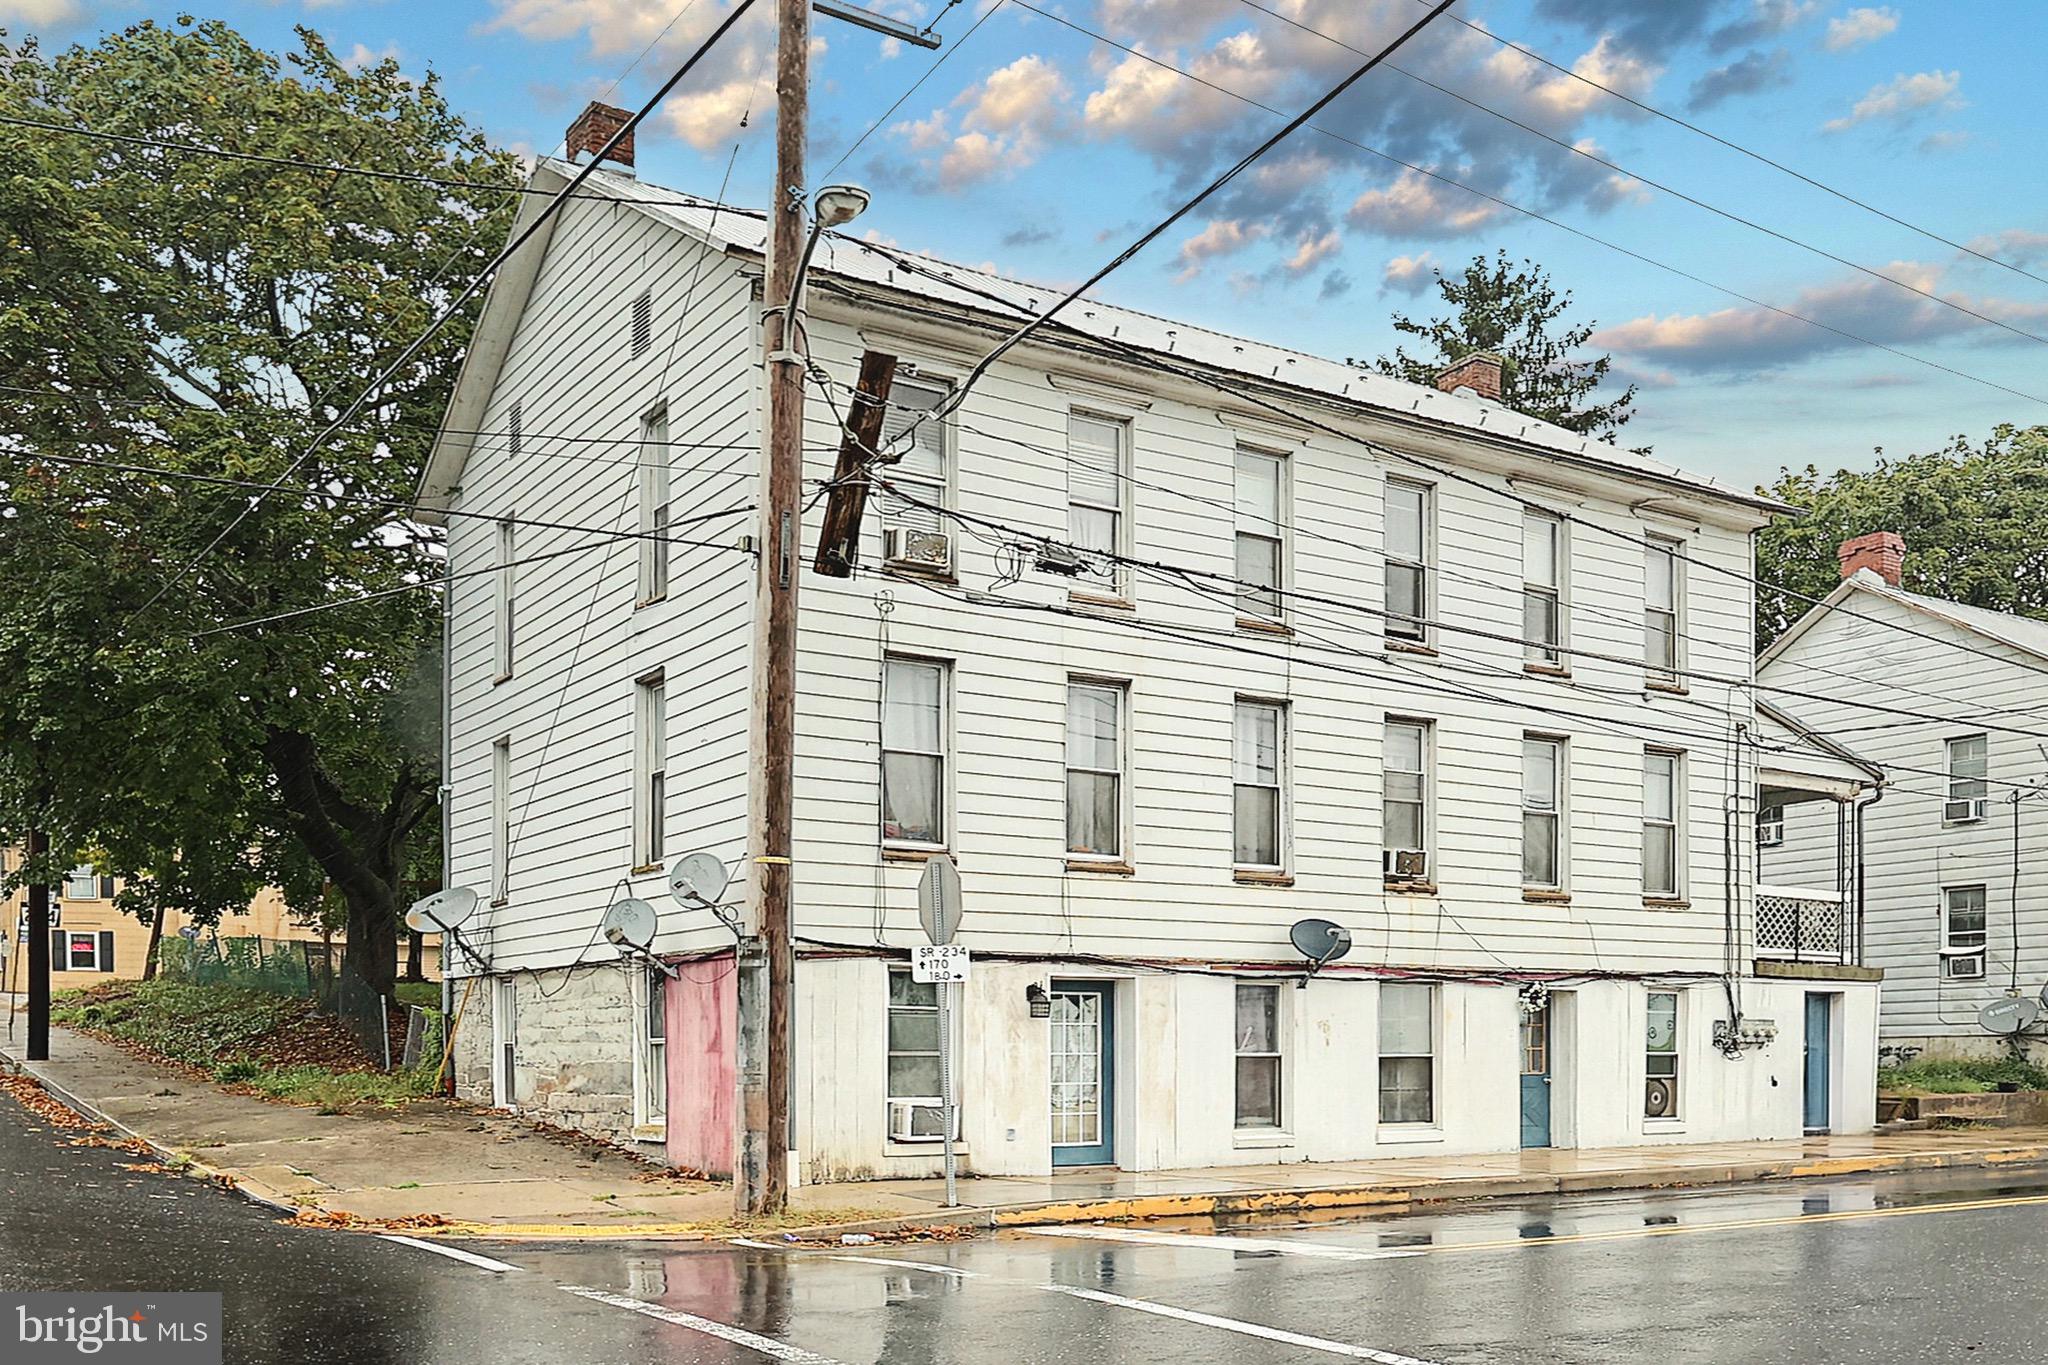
1519,1004 -> 1552,1148
1050,981 -> 1115,1167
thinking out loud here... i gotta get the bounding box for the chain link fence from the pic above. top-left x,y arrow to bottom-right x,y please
158,934 -> 433,1072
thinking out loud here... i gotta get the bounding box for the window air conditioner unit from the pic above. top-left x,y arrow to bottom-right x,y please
1644,1076 -> 1678,1119
887,1097 -> 954,1143
1383,848 -> 1429,880
1756,818 -> 1784,848
1942,952 -> 1985,981
884,528 -> 953,574
1943,798 -> 1989,824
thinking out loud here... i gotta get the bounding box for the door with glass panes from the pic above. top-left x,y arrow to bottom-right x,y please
1049,980 -> 1115,1166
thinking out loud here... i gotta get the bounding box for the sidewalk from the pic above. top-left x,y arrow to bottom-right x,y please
8,1022 -> 2048,1242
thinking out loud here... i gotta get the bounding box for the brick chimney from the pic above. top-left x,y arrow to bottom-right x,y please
1838,530 -> 1905,586
566,101 -> 635,171
1433,351 -> 1504,402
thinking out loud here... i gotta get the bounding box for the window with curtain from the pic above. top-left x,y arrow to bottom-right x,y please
1232,700 -> 1285,868
1523,737 -> 1564,888
1234,983 -> 1282,1129
1378,983 -> 1435,1124
1643,750 -> 1681,897
882,657 -> 948,846
1234,448 -> 1286,620
1066,681 -> 1125,860
1384,719 -> 1430,870
880,376 -> 951,532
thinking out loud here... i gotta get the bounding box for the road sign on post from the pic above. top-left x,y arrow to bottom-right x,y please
915,854 -> 964,1205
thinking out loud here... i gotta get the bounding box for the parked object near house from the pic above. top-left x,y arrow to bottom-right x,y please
1763,532 -> 2047,1060
421,114 -> 1879,1175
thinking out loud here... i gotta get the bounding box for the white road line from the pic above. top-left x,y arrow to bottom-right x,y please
830,1254 -> 978,1277
562,1286 -> 850,1365
1033,1225 -> 1423,1261
377,1235 -> 519,1274
729,1237 -> 790,1250
1042,1285 -> 1443,1364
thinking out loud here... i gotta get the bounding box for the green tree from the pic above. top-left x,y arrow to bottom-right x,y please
1374,249 -> 1641,444
0,19 -> 518,994
1755,424 -> 2048,648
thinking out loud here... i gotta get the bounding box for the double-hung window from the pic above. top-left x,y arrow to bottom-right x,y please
1385,480 -> 1431,644
1234,448 -> 1286,621
887,968 -> 943,1108
1945,735 -> 1988,824
1066,680 -> 1125,862
1068,414 -> 1128,596
1645,536 -> 1682,683
1232,699 -> 1286,870
491,736 -> 511,903
1234,983 -> 1283,1129
633,674 -> 666,868
1523,511 -> 1564,667
495,519 -> 516,679
1942,886 -> 1987,979
882,657 -> 948,848
641,968 -> 667,1125
61,866 -> 97,900
1522,736 -> 1565,890
1384,719 -> 1430,881
1643,750 -> 1682,899
638,405 -> 671,603
1645,991 -> 1680,1118
1378,983 -> 1435,1124
880,376 -> 951,533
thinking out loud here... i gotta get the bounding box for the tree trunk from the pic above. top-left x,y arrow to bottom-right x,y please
403,928 -> 424,983
141,908 -> 166,982
340,871 -> 401,999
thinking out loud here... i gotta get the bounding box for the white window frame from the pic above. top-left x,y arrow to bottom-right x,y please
1645,535 -> 1684,685
1065,678 -> 1128,864
1523,509 -> 1565,668
1383,718 -> 1432,883
1234,447 -> 1287,623
1384,478 -> 1433,646
494,518 -> 516,680
1643,748 -> 1683,899
1945,734 -> 1989,824
1233,981 -> 1284,1131
63,930 -> 108,972
1756,804 -> 1785,849
637,404 -> 671,605
879,373 -> 953,535
1645,990 -> 1681,1120
492,976 -> 518,1109
490,736 -> 511,904
635,966 -> 668,1129
886,967 -> 953,1141
1232,698 -> 1288,873
1522,735 -> 1566,891
1942,885 -> 1988,980
61,865 -> 98,901
633,673 -> 666,870
1067,412 -> 1130,599
881,655 -> 951,850
1377,982 -> 1436,1126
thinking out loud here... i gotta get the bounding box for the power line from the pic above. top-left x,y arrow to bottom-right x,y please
992,2 -> 2048,411
116,0 -> 763,632
1234,0 -> 2048,349
1408,0 -> 2048,292
818,0 -> 1009,182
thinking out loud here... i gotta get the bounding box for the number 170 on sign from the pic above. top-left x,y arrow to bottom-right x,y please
912,944 -> 970,983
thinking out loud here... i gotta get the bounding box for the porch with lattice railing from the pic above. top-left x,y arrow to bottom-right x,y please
1754,884 -> 1847,964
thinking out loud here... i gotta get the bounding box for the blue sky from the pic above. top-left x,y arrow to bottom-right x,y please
14,0 -> 2048,489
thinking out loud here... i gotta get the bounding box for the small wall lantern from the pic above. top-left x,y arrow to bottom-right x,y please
1026,983 -> 1052,1018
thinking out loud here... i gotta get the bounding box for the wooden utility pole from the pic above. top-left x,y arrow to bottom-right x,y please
738,0 -> 810,1217
813,350 -> 898,577
26,826 -> 49,1061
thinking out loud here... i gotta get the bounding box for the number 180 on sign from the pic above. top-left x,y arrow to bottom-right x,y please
912,944 -> 970,983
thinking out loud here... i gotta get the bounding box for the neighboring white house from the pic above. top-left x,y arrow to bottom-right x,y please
420,108 -> 1878,1179
1762,531 -> 2048,1058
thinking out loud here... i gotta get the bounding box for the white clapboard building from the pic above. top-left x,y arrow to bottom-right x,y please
1762,532 -> 2048,1058
421,111 -> 1878,1179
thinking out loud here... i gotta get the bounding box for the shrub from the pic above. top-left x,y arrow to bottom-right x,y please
1877,1056 -> 2048,1095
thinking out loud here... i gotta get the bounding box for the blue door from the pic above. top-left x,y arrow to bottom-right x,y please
1519,1004 -> 1552,1148
1803,994 -> 1832,1133
1050,981 -> 1115,1167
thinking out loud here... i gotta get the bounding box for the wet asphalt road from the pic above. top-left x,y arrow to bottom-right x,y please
6,1087 -> 2048,1365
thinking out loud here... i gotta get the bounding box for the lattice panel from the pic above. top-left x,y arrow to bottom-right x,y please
1755,894 -> 1842,958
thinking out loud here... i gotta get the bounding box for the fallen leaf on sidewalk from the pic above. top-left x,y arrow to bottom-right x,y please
782,1223 -> 980,1247
0,1072 -> 103,1131
284,1208 -> 456,1233
64,1134 -> 155,1155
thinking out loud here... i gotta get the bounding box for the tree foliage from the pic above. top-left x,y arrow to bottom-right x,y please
0,19 -> 517,992
1373,250 -> 1641,445
1755,424 -> 2048,648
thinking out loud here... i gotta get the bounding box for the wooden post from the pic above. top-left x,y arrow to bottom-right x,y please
26,826 -> 49,1061
812,350 -> 899,577
738,0 -> 810,1218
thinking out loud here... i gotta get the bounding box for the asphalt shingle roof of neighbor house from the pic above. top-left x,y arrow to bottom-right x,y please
419,159 -> 1788,517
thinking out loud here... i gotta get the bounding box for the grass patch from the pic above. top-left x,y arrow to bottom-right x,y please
1877,1056 -> 2048,1095
52,979 -> 436,1111
393,982 -> 442,1008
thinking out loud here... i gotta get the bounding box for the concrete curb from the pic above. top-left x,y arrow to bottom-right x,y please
0,1048 -> 301,1220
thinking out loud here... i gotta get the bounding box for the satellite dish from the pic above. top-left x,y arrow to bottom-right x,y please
669,853 -> 730,908
1980,996 -> 2040,1036
405,886 -> 479,935
601,897 -> 659,952
1289,918 -> 1353,967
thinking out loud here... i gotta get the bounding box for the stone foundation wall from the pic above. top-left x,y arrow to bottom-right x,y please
449,965 -> 643,1146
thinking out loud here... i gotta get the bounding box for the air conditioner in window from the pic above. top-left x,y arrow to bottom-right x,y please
1944,798 -> 1989,824
1383,848 -> 1429,880
1644,1076 -> 1678,1119
887,1097 -> 954,1143
1756,818 -> 1784,848
884,528 -> 952,574
1942,952 -> 1986,981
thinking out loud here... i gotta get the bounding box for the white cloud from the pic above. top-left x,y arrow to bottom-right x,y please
1527,35 -> 1659,120
1822,69 -> 1960,132
1346,170 -> 1507,239
1966,229 -> 2048,267
342,42 -> 402,71
0,0 -> 82,21
1380,252 -> 1440,297
962,53 -> 1066,134
1175,218 -> 1265,279
1823,6 -> 1899,51
887,52 -> 1069,190
1282,229 -> 1342,276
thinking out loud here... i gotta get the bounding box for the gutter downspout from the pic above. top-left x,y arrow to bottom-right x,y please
1851,781 -> 1886,966
439,563 -> 456,1097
